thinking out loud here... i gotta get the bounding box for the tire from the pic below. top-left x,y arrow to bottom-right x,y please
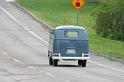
48,50 -> 50,57
49,57 -> 53,65
48,51 -> 49,57
78,60 -> 82,65
53,60 -> 58,66
81,60 -> 87,67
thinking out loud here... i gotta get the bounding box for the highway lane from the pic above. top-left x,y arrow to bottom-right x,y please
0,0 -> 124,82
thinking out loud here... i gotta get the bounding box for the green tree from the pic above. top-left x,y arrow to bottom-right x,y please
93,0 -> 124,41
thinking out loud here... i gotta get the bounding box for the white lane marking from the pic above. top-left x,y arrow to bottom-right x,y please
0,49 -> 9,56
13,59 -> 21,63
0,50 -> 25,65
13,59 -> 20,63
27,66 -> 56,77
0,49 -> 26,65
0,7 -> 48,44
88,60 -> 124,73
6,0 -> 15,2
0,6 -> 124,74
1,51 -> 8,56
27,66 -> 36,69
13,59 -> 25,65
45,72 -> 56,77
26,66 -> 56,77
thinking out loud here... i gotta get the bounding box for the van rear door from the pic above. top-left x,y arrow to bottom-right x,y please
60,30 -> 87,57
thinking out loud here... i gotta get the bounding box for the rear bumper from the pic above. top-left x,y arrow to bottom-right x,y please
52,53 -> 90,60
52,56 -> 90,60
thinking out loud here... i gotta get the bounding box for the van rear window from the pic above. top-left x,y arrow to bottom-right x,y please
65,31 -> 79,38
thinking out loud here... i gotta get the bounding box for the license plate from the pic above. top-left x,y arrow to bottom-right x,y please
67,49 -> 75,54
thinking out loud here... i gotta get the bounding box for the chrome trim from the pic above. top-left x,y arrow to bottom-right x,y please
52,57 -> 90,60
52,53 -> 90,60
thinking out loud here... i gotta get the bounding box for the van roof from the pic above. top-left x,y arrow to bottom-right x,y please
54,25 -> 86,30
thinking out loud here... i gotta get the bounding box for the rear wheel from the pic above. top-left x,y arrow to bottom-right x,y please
48,51 -> 49,57
78,60 -> 82,65
81,60 -> 87,67
53,60 -> 58,66
49,57 -> 53,65
78,60 -> 87,67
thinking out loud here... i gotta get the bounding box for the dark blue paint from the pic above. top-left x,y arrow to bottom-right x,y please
49,26 -> 89,57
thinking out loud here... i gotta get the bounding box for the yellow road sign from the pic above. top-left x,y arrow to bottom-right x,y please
72,0 -> 85,10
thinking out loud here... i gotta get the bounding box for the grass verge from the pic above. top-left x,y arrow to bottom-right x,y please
17,0 -> 124,59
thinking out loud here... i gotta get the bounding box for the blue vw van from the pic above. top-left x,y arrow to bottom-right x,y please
48,26 -> 89,67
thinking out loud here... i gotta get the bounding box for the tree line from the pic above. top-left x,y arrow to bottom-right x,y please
92,0 -> 124,41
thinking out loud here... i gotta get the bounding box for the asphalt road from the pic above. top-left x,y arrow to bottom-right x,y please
0,0 -> 124,82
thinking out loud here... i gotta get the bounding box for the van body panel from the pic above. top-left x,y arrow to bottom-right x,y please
48,26 -> 89,61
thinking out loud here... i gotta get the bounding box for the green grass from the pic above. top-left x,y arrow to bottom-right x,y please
17,0 -> 124,59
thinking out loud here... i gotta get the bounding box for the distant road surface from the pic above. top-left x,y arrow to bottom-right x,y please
0,0 -> 124,82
